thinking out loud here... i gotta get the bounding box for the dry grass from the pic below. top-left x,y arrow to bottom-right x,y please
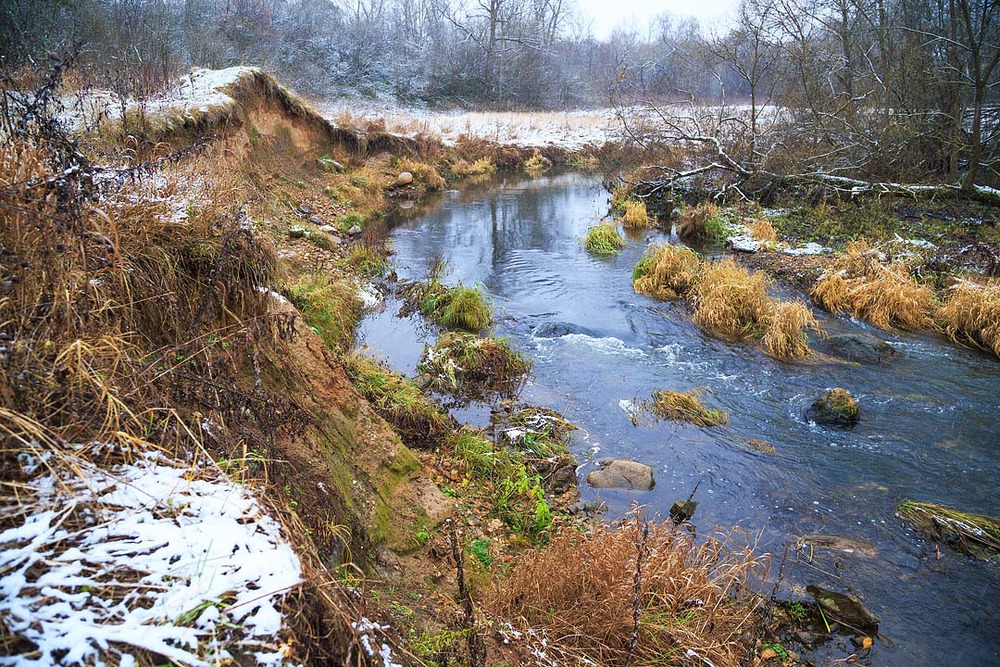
811,240 -> 936,331
486,515 -> 769,666
524,149 -> 553,175
621,199 -> 650,229
283,274 -> 363,352
693,260 -> 819,360
450,156 -> 496,179
645,388 -> 729,427
936,279 -> 1000,358
394,156 -> 446,191
897,500 -> 1000,560
632,244 -> 700,300
746,218 -> 777,244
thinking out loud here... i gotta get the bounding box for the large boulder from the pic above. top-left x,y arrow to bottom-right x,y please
586,459 -> 654,490
807,388 -> 859,427
826,334 -> 897,364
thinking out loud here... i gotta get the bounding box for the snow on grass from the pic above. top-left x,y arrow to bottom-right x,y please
320,102 -> 622,150
0,450 -> 301,667
145,66 -> 258,116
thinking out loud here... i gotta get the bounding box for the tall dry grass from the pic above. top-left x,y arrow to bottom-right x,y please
936,279 -> 1000,358
486,515 -> 768,666
632,244 -> 700,300
812,240 -> 936,331
693,260 -> 819,360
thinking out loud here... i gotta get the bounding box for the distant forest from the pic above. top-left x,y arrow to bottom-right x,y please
2,0 -> 997,186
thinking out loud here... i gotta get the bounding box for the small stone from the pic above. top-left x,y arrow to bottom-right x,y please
586,459 -> 654,491
669,499 -> 698,523
288,226 -> 307,239
308,215 -> 323,225
826,333 -> 897,364
397,171 -> 414,185
806,388 -> 859,427
318,224 -> 338,234
806,585 -> 880,635
348,225 -> 363,236
297,204 -> 312,215
567,500 -> 608,515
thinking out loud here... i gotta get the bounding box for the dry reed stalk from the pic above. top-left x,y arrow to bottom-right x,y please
746,218 -> 777,244
486,516 -> 768,667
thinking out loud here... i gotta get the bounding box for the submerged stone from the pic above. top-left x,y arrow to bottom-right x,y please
807,388 -> 859,427
669,499 -> 698,523
826,334 -> 898,364
806,585 -> 879,635
586,459 -> 654,491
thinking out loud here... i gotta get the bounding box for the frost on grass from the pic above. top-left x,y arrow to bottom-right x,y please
0,450 -> 301,667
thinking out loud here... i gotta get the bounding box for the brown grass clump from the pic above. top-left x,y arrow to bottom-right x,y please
645,388 -> 729,427
936,279 -> 1000,358
632,244 -> 700,300
486,515 -> 769,666
677,202 -> 725,242
621,199 -> 650,229
811,240 -> 936,331
523,149 -> 553,175
746,218 -> 777,244
450,156 -> 496,179
897,500 -> 1000,560
418,332 -> 531,399
693,260 -> 819,360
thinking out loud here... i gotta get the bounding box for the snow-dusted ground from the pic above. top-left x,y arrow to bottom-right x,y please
319,101 -> 624,149
1,449 -> 301,667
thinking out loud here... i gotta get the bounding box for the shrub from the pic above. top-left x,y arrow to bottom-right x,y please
486,515 -> 769,666
284,274 -> 362,352
936,279 -> 1000,358
419,332 -> 530,399
346,355 -> 452,448
644,388 -> 729,427
811,240 -> 936,331
584,222 -> 626,255
632,244 -> 700,300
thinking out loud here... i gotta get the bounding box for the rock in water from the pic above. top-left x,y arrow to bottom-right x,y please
397,171 -> 414,185
806,585 -> 879,635
826,334 -> 897,364
670,499 -> 698,523
586,459 -> 654,490
806,388 -> 859,427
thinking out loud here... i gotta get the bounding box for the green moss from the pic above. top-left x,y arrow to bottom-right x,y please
283,274 -> 362,352
347,355 -> 452,448
338,212 -> 368,231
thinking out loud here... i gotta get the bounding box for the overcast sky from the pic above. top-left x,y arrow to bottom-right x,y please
571,0 -> 740,39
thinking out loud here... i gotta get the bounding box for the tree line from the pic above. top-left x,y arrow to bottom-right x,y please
2,0 -> 996,187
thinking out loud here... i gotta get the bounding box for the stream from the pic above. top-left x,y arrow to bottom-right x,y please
357,171 -> 1000,666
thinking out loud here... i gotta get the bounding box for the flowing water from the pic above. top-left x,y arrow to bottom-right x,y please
358,172 -> 1000,666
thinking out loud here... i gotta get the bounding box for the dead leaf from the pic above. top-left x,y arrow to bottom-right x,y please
760,647 -> 779,660
862,636 -> 873,650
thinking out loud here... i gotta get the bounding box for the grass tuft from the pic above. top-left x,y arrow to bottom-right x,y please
936,279 -> 1000,358
620,199 -> 650,229
584,222 -> 626,255
524,149 -> 553,175
746,218 -> 777,244
632,244 -> 700,300
450,156 -> 496,179
419,332 -> 530,399
486,514 -> 769,666
644,388 -> 729,427
283,274 -> 362,352
693,259 -> 819,359
897,500 -> 1000,560
677,202 -> 727,242
811,240 -> 936,331
346,355 -> 452,448
393,157 -> 446,191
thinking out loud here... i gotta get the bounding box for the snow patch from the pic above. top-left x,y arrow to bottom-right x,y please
783,242 -> 831,256
0,450 -> 301,667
